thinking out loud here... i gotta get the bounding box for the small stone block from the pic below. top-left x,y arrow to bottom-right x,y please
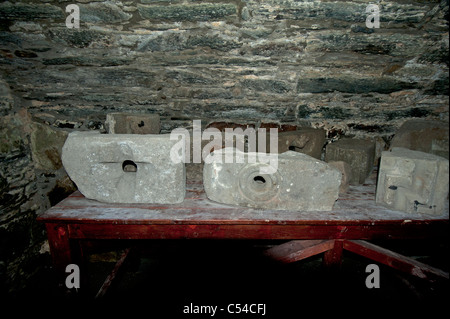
325,138 -> 375,184
376,147 -> 449,215
62,131 -> 185,203
275,128 -> 326,159
390,119 -> 449,159
203,148 -> 341,211
105,113 -> 160,134
328,161 -> 352,194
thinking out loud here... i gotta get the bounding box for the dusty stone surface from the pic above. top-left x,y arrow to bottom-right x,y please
105,113 -> 161,134
390,119 -> 449,159
203,148 -> 341,211
325,138 -> 375,184
275,128 -> 326,159
328,161 -> 352,194
62,131 -> 185,203
376,147 -> 449,215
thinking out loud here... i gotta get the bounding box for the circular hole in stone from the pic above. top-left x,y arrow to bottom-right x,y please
122,160 -> 137,172
253,175 -> 266,184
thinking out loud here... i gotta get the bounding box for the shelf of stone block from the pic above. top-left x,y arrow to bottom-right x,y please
38,177 -> 448,296
38,178 -> 448,226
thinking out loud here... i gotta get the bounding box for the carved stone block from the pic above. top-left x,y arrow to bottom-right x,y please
376,147 -> 449,215
105,113 -> 160,134
203,148 -> 341,211
272,128 -> 326,159
390,119 -> 449,159
325,138 -> 375,184
62,131 -> 185,203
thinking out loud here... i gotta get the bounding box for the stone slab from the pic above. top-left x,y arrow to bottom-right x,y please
376,147 -> 449,215
325,138 -> 375,184
105,113 -> 160,134
275,128 -> 326,159
62,131 -> 185,204
203,148 -> 341,211
390,119 -> 449,159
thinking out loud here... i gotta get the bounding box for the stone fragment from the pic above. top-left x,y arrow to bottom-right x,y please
376,147 -> 449,215
325,138 -> 375,184
328,161 -> 352,194
30,122 -> 68,170
275,128 -> 326,159
203,148 -> 341,211
390,119 -> 449,159
105,113 -> 160,134
62,131 -> 185,204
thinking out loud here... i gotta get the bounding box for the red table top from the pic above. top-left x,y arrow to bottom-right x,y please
37,172 -> 449,226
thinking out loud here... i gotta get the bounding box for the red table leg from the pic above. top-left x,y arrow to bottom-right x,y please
45,223 -> 76,292
323,240 -> 344,268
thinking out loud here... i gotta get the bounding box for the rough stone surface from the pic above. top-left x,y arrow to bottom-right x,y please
376,147 -> 449,215
62,131 -> 185,203
105,113 -> 161,134
30,122 -> 68,170
0,0 -> 447,142
79,2 -> 132,24
390,119 -> 449,159
0,77 -> 13,113
275,128 -> 326,159
203,148 -> 341,211
0,2 -> 64,20
325,138 -> 375,184
137,3 -> 237,21
328,161 -> 352,194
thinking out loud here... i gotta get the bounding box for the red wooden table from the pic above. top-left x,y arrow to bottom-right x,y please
38,173 -> 449,295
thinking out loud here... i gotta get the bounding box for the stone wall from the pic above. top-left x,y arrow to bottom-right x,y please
0,0 -> 448,295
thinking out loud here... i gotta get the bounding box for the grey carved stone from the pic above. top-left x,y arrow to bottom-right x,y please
203,148 -> 341,211
105,112 -> 160,134
275,128 -> 326,159
62,131 -> 185,203
325,138 -> 375,184
328,161 -> 352,194
376,147 -> 449,215
390,119 -> 449,159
